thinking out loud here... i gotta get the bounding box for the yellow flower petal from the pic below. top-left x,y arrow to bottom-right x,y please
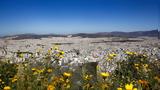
3,86 -> 11,90
63,72 -> 71,77
117,87 -> 122,90
133,88 -> 138,90
47,85 -> 55,90
100,72 -> 110,77
47,69 -> 52,73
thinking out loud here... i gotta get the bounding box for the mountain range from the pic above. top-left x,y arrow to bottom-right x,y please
1,30 -> 159,40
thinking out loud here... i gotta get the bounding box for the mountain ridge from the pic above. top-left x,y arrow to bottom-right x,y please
1,29 -> 159,40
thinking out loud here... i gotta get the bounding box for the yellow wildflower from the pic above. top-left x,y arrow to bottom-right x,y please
138,80 -> 148,86
117,87 -> 122,90
47,69 -> 53,73
60,51 -> 65,55
125,51 -> 136,55
100,72 -> 110,78
53,45 -> 59,50
24,63 -> 28,67
47,84 -> 55,90
135,66 -> 139,70
107,53 -> 117,61
125,51 -> 132,55
84,75 -> 92,80
33,72 -> 38,75
12,78 -> 17,83
32,68 -> 36,71
2,82 -> 4,84
66,79 -> 70,83
48,49 -> 52,55
134,64 -> 139,66
133,88 -> 138,90
109,53 -> 117,57
59,55 -> 64,58
55,53 -> 60,57
107,58 -> 112,61
0,79 -> 2,82
19,53 -> 24,58
143,64 -> 148,68
63,72 -> 72,77
37,69 -> 44,73
125,83 -> 133,90
3,86 -> 11,90
66,84 -> 71,89
59,77 -> 65,82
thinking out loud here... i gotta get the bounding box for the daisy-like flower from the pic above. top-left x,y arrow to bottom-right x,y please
125,83 -> 133,90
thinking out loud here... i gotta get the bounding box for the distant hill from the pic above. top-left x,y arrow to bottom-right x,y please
72,30 -> 159,38
110,30 -> 159,38
1,33 -> 67,40
0,30 -> 159,40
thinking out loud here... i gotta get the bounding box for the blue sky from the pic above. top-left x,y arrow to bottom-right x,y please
0,0 -> 159,35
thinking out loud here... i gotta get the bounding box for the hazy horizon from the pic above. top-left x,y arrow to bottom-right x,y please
0,0 -> 159,35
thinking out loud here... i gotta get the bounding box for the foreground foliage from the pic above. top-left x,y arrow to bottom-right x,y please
0,46 -> 159,90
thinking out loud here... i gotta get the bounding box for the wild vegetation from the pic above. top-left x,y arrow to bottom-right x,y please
0,44 -> 160,90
